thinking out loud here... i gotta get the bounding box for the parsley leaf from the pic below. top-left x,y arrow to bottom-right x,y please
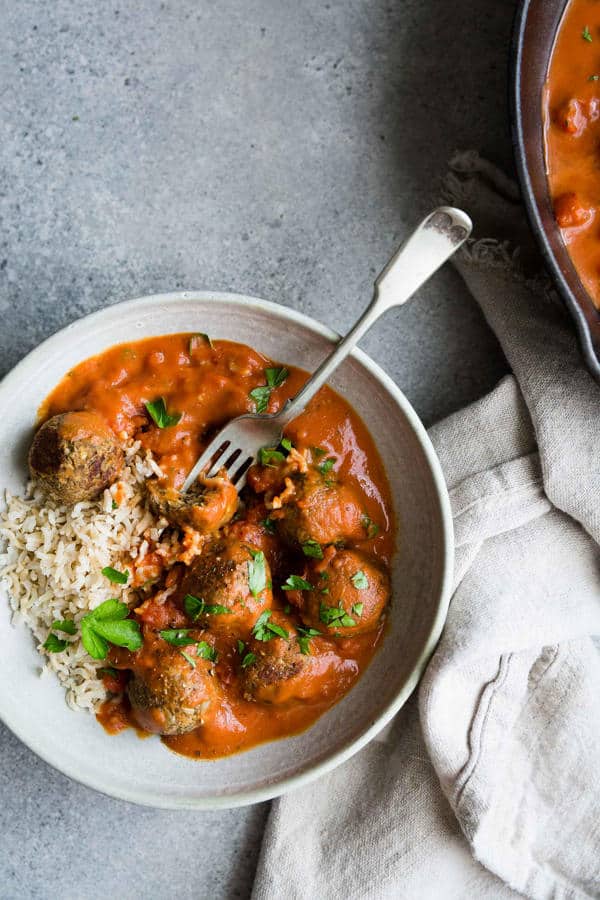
583,25 -> 593,42
319,602 -> 356,628
351,570 -> 369,590
43,633 -> 68,653
184,594 -> 231,619
159,628 -> 198,647
301,539 -> 323,560
297,625 -> 321,655
196,641 -> 218,661
180,650 -> 196,668
589,74 -> 600,81
247,548 -> 267,597
280,437 -> 293,453
249,385 -> 272,414
318,457 -> 336,475
51,619 -> 77,635
252,610 -> 289,642
80,599 -> 142,660
352,602 -> 364,617
361,514 -> 380,539
145,397 -> 182,428
281,575 -> 312,591
261,517 -> 276,534
241,651 -> 257,668
258,447 -> 285,467
101,566 -> 129,585
265,367 -> 289,388
249,367 -> 289,413
311,446 -> 326,458
237,639 -> 246,654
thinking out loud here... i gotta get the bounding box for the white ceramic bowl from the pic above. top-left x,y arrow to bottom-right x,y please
0,291 -> 453,809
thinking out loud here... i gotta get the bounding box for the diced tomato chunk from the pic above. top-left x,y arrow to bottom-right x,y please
554,193 -> 594,229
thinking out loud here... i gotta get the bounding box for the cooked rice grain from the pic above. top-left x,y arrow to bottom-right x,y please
0,443 -> 162,712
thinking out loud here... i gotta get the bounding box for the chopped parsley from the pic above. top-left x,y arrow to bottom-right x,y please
249,367 -> 289,413
351,570 -> 369,590
101,566 -> 129,585
43,633 -> 68,653
297,625 -> 321,655
301,539 -> 323,560
180,650 -> 197,668
81,599 -> 142,660
280,436 -> 293,453
319,602 -> 356,628
111,499 -> 118,510
281,574 -> 312,591
361,514 -> 380,539
241,651 -> 257,668
252,610 -> 289,642
51,618 -> 77,635
351,602 -> 364,617
247,548 -> 267,597
589,74 -> 600,81
145,397 -> 182,428
261,517 -> 276,534
318,457 -> 336,475
184,593 -> 231,619
311,446 -> 326,458
259,446 -> 285,467
583,25 -> 593,42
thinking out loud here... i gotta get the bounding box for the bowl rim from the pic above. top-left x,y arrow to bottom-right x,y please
510,0 -> 600,382
0,290 -> 454,809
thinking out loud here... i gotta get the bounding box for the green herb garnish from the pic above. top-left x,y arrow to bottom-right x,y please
101,566 -> 129,585
361,514 -> 380,539
352,602 -> 364,617
301,539 -> 323,560
258,447 -> 285,467
252,610 -> 289,642
281,575 -> 312,591
180,650 -> 196,668
280,437 -> 293,453
319,602 -> 356,628
81,599 -> 142,660
261,517 -> 276,534
311,446 -> 326,458
318,457 -> 336,475
297,625 -> 321,655
51,619 -> 77,635
184,594 -> 231,619
583,25 -> 593,42
351,570 -> 369,590
145,397 -> 182,428
249,367 -> 289,413
111,500 -> 118,510
247,548 -> 267,597
43,633 -> 68,653
241,651 -> 257,668
589,74 -> 600,81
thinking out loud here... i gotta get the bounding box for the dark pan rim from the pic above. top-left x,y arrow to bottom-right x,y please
510,0 -> 600,382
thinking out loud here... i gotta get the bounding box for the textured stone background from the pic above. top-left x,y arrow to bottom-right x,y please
0,0 -> 515,896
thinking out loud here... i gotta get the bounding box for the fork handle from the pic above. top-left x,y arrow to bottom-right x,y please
275,206 -> 472,429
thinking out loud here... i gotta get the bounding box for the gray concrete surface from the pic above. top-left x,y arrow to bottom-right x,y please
0,0 -> 515,897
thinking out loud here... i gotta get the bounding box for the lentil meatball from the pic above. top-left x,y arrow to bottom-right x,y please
28,411 -> 124,504
276,469 -> 365,549
302,548 -> 390,637
127,629 -> 218,735
240,614 -> 307,704
180,536 -> 273,630
147,469 -> 238,533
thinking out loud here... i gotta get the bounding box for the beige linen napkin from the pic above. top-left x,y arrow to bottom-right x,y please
251,154 -> 600,900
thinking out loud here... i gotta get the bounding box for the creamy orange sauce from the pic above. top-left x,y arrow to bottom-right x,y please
43,333 -> 394,758
545,0 -> 600,303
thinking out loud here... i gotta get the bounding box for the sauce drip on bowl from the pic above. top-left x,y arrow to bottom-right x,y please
42,333 -> 395,759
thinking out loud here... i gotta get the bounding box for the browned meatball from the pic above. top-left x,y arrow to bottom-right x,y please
302,548 -> 390,637
28,411 -> 124,504
180,536 -> 273,630
276,469 -> 365,549
240,614 -> 307,704
127,629 -> 218,735
147,468 -> 238,533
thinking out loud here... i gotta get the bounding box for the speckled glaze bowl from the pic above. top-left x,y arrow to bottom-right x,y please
0,292 -> 453,809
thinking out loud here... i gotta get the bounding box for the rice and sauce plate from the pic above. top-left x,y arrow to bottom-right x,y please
0,292 -> 452,808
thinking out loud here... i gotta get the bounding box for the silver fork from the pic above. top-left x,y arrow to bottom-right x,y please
182,206 -> 472,493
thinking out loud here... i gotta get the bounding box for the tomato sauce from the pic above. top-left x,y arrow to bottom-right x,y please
545,0 -> 600,303
42,333 -> 394,759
